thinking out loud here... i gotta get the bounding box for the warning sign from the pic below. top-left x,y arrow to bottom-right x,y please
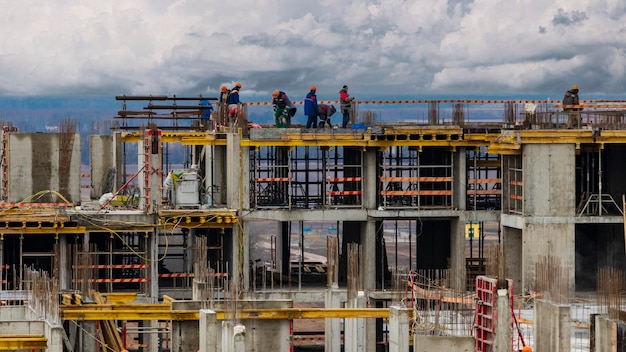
465,221 -> 481,238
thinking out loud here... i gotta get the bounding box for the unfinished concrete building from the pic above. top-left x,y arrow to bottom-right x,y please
0,96 -> 625,351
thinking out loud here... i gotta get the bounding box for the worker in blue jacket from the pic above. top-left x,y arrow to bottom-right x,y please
304,86 -> 320,128
228,82 -> 242,124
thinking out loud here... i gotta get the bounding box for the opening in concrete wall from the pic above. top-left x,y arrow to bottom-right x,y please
575,223 -> 626,291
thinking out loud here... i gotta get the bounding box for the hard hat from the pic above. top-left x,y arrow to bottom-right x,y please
272,90 -> 279,98
310,85 -> 317,91
342,85 -> 348,89
235,82 -> 242,88
522,346 -> 532,352
572,84 -> 578,90
220,85 -> 227,92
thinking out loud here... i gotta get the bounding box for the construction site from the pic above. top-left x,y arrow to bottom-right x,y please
0,95 -> 626,352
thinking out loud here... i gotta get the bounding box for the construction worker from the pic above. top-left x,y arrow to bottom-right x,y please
304,85 -> 320,128
228,82 -> 243,125
339,85 -> 355,128
272,91 -> 296,128
562,84 -> 582,128
317,104 -> 337,128
218,85 -> 230,127
200,98 -> 213,129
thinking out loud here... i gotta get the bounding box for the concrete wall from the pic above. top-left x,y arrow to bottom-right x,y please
412,336 -> 474,352
8,133 -> 81,203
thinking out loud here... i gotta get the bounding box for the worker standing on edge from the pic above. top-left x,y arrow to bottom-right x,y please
339,85 -> 355,128
562,84 -> 582,128
304,86 -> 320,129
228,82 -> 243,126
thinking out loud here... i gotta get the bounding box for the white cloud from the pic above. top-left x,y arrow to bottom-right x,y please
0,0 -> 625,96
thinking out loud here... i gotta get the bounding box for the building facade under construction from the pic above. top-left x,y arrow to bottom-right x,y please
0,96 -> 625,351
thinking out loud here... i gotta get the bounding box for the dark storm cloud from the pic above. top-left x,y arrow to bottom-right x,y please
552,9 -> 588,26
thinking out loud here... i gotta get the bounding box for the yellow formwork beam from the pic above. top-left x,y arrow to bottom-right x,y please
60,306 -> 394,321
0,335 -> 47,350
0,226 -> 87,235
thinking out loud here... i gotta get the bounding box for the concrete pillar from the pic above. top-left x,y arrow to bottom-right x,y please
276,221 -> 290,282
325,287 -> 342,352
501,224 -> 522,294
361,220 -> 376,290
47,325 -> 64,352
226,133 -> 241,209
149,229 -> 159,301
535,299 -> 570,352
59,235 -> 69,291
522,144 -> 576,291
204,145 -> 226,206
363,148 -> 377,209
453,147 -> 467,211
89,135 -> 115,198
80,321 -> 98,352
345,292 -> 366,352
199,310 -> 220,352
221,321 -> 246,352
593,314 -> 617,352
389,306 -> 410,352
493,289 -> 512,352
232,324 -> 245,351
449,216 -> 467,291
172,320 -> 200,352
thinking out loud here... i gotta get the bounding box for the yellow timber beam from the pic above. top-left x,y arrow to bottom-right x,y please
0,335 -> 47,350
60,306 -> 394,321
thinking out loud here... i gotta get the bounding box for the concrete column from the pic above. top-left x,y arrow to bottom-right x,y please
80,321 -> 98,352
89,135 -> 115,198
325,287 -> 342,352
535,299 -> 570,352
199,310 -> 220,352
521,144 -> 576,291
172,320 -> 200,352
449,216 -> 467,291
345,292 -> 366,352
233,324 -> 245,351
58,235 -> 69,291
501,224 -> 523,294
593,314 -> 617,352
363,148 -> 377,209
275,222 -> 290,282
360,220 -> 378,352
47,325 -> 65,352
389,306 -> 410,352
361,220 -> 376,290
493,289 -> 512,352
226,133 -> 241,209
453,147 -> 467,210
204,145 -> 226,207
149,229 -> 159,301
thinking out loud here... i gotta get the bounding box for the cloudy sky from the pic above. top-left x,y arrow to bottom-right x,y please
1,0 -> 625,97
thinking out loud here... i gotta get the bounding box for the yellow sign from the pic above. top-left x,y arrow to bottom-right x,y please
465,221 -> 481,238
